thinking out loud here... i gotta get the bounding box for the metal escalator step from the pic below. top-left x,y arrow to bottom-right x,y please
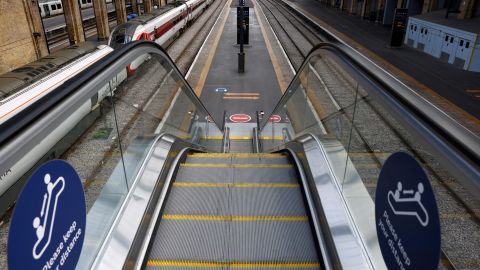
166,184 -> 305,216
188,153 -> 287,158
186,153 -> 290,165
229,140 -> 254,153
146,260 -> 321,269
148,220 -> 227,262
148,217 -> 317,263
229,221 -> 319,262
176,165 -> 297,184
175,167 -> 233,183
163,186 -> 229,216
233,167 -> 298,184
230,187 -> 307,216
179,163 -> 293,168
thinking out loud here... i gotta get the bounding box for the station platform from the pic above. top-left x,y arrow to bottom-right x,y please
186,0 -> 294,126
282,0 -> 480,124
1,0 -> 479,269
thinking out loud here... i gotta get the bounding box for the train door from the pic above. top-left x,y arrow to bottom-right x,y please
43,4 -> 50,17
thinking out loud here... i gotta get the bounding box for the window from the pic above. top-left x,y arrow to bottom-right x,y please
57,4 -> 61,9
82,0 -> 87,4
51,4 -> 57,10
460,40 -> 464,46
466,42 -> 470,48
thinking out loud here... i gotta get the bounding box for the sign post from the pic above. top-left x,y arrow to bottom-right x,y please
375,152 -> 440,270
8,160 -> 86,270
389,8 -> 408,48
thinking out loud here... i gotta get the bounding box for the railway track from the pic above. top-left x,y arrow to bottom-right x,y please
257,0 -> 479,269
46,14 -> 117,51
0,2 -> 227,269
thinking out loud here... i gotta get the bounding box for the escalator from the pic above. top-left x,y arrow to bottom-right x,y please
144,152 -> 321,269
2,41 -> 479,270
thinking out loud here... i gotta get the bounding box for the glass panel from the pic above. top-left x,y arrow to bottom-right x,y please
260,47 -> 480,269
0,46 -> 223,269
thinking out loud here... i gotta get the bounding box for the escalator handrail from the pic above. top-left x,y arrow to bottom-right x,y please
0,41 -> 222,146
260,42 -> 480,191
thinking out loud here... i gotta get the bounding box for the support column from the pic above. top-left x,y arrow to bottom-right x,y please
132,0 -> 138,14
422,0 -> 433,13
350,0 -> 358,13
23,0 -> 49,57
144,0 -> 153,13
115,0 -> 127,24
61,0 -> 85,45
457,0 -> 477,19
161,0 -> 167,6
93,0 -> 110,41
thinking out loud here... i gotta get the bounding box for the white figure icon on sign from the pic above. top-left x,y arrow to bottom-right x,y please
387,181 -> 429,227
32,174 -> 65,259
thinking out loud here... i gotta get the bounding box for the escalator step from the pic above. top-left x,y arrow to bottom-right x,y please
148,218 -> 317,263
164,184 -> 307,216
146,260 -> 321,269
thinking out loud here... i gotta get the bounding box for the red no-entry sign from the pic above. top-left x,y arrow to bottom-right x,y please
229,114 -> 251,123
269,114 -> 282,123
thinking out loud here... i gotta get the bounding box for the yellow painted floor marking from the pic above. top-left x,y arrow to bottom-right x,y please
188,153 -> 287,158
179,163 -> 293,168
147,260 -> 320,268
173,182 -> 299,188
254,0 -> 287,93
224,92 -> 261,96
223,96 -> 260,100
193,0 -> 232,96
187,136 -> 283,140
162,214 -> 308,222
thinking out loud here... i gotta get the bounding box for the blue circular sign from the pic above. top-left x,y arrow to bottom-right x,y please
375,152 -> 440,270
8,160 -> 86,270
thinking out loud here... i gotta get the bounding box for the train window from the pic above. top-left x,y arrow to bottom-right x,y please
425,29 -> 428,34
82,0 -> 87,4
445,35 -> 449,42
466,42 -> 470,48
450,37 -> 454,43
51,5 -> 57,10
460,40 -> 464,46
57,4 -> 61,9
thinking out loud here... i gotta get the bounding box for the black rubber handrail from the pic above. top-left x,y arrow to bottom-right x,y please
0,41 -> 221,146
260,43 -> 480,194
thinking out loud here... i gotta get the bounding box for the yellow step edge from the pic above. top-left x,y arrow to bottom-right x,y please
178,136 -> 284,140
162,214 -> 308,222
188,153 -> 287,158
179,163 -> 293,168
173,182 -> 299,188
147,260 -> 320,268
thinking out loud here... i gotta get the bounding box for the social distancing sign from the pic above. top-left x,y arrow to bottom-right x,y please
375,152 -> 440,270
8,160 -> 86,270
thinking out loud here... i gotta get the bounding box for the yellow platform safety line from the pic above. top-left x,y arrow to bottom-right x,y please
179,163 -> 293,168
188,153 -> 287,158
147,260 -> 320,268
173,182 -> 299,188
162,214 -> 308,222
224,92 -> 261,96
223,96 -> 260,100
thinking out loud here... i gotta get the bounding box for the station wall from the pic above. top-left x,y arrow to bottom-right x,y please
405,17 -> 480,72
0,0 -> 43,74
